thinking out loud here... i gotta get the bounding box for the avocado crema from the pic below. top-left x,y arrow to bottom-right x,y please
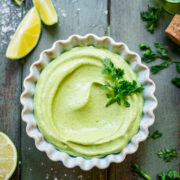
34,46 -> 144,158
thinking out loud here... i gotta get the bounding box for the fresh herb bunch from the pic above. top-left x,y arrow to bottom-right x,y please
139,42 -> 180,87
101,58 -> 144,107
132,163 -> 152,180
141,6 -> 164,33
157,148 -> 179,162
150,130 -> 162,139
158,169 -> 180,180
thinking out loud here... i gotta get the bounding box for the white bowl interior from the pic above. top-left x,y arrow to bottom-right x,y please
21,34 -> 157,170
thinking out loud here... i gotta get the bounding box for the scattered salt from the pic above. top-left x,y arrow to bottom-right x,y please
28,147 -> 31,150
51,168 -> 53,171
45,174 -> 50,179
61,10 -> 67,18
19,161 -> 21,165
0,1 -> 21,47
41,162 -> 44,166
104,10 -> 108,15
64,174 -> 67,177
77,8 -> 80,11
78,175 -> 83,179
72,0 -> 77,3
54,178 -> 58,180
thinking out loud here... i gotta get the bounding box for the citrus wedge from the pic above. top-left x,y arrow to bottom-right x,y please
166,0 -> 180,3
6,7 -> 41,60
33,0 -> 58,25
0,132 -> 17,180
14,0 -> 24,6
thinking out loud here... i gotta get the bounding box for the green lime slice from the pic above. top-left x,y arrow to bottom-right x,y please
0,132 -> 17,180
165,0 -> 180,3
14,0 -> 24,6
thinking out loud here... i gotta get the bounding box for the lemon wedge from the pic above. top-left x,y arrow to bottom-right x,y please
6,7 -> 41,60
14,0 -> 24,6
33,0 -> 58,25
0,132 -> 17,180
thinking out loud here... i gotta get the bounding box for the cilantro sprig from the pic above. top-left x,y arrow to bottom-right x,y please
139,42 -> 180,87
150,130 -> 162,139
101,58 -> 144,107
157,148 -> 179,162
132,163 -> 152,180
141,6 -> 164,33
158,169 -> 180,180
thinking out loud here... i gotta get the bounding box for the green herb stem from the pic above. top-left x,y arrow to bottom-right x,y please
157,148 -> 179,162
101,58 -> 144,107
132,163 -> 152,180
170,60 -> 180,64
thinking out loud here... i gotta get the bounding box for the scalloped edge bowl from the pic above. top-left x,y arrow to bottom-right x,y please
20,34 -> 157,170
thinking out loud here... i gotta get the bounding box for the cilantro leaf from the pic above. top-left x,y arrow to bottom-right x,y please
150,130 -> 162,139
132,163 -> 152,180
139,43 -> 158,63
176,64 -> 180,73
102,58 -> 124,80
154,42 -> 170,59
141,6 -> 164,33
158,169 -> 180,180
157,148 -> 178,162
151,62 -> 171,74
172,77 -> 180,88
101,58 -> 144,107
142,49 -> 158,63
139,43 -> 151,50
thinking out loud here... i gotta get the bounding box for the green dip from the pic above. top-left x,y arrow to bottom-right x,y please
34,46 -> 143,158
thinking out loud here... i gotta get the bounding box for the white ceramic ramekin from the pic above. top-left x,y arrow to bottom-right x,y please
20,34 -> 157,170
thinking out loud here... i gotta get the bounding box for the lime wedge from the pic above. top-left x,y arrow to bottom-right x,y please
0,132 -> 17,180
14,0 -> 24,6
166,0 -> 180,3
33,0 -> 58,25
6,7 -> 41,60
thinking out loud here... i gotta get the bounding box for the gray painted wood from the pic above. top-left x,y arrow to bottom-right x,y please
0,1 -> 23,179
110,0 -> 180,179
21,0 -> 108,180
0,0 -> 179,179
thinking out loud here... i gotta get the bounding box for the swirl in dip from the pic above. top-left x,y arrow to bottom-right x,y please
34,46 -> 143,158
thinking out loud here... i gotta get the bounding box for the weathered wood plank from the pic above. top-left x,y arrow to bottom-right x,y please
21,0 -> 108,179
0,1 -> 23,179
110,0 -> 179,179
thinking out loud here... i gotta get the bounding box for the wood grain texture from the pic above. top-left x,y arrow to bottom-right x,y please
20,0 -> 108,180
0,1 -> 23,179
110,0 -> 180,179
0,0 -> 178,179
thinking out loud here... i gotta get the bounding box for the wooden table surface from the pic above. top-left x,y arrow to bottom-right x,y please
0,0 -> 179,179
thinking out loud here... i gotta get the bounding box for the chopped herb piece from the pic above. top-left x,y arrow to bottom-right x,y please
154,42 -> 170,59
158,169 -> 180,180
139,43 -> 151,50
172,77 -> 180,88
132,163 -> 152,180
150,130 -> 162,139
157,148 -> 178,162
176,64 -> 180,73
141,6 -> 164,33
102,58 -> 124,80
124,101 -> 130,107
151,62 -> 171,74
139,42 -> 180,87
142,49 -> 158,63
101,58 -> 144,107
